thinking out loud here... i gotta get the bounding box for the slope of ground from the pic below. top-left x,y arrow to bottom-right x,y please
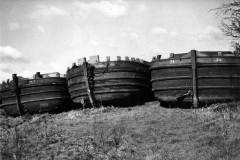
0,101 -> 240,160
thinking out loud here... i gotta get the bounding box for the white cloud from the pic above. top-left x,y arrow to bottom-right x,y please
169,31 -> 178,37
129,32 -> 139,39
89,39 -> 100,46
193,26 -> 224,41
73,0 -> 128,18
121,29 -> 139,40
151,27 -> 179,38
0,71 -> 11,82
20,70 -> 33,78
0,46 -> 29,81
37,25 -> 45,33
151,27 -> 168,35
137,4 -> 147,12
31,5 -> 69,18
9,22 -> 20,31
0,46 -> 22,59
204,26 -> 223,40
65,25 -> 90,47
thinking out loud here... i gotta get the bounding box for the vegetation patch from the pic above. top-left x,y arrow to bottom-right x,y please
1,101 -> 240,160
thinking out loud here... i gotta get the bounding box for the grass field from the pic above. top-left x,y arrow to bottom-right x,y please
1,101 -> 240,160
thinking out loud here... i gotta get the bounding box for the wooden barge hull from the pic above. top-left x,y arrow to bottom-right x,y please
151,51 -> 240,105
0,77 -> 70,116
67,60 -> 150,106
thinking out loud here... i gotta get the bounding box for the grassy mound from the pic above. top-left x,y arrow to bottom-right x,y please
1,101 -> 240,160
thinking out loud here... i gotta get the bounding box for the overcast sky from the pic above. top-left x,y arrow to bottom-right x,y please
0,0 -> 231,81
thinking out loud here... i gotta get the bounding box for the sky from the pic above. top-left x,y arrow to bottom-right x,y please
0,0 -> 232,81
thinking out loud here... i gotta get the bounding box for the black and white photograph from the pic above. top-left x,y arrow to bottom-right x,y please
0,0 -> 240,159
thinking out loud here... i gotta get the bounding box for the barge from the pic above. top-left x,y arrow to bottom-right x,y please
150,50 -> 240,107
0,72 -> 70,116
67,56 -> 150,107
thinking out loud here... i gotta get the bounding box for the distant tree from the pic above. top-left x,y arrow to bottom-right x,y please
231,41 -> 240,54
214,0 -> 240,54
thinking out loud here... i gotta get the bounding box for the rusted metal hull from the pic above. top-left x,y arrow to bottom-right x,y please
67,61 -> 150,106
0,77 -> 70,116
151,51 -> 240,106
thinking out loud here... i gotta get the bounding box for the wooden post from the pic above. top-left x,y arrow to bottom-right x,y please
117,56 -> 121,61
35,72 -> 41,79
152,57 -> 156,61
106,56 -> 110,62
191,50 -> 199,108
170,53 -> 174,58
12,74 -> 24,116
157,55 -> 162,60
82,58 -> 97,108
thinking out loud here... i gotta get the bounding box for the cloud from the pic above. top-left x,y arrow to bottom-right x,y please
9,22 -> 20,31
65,25 -> 90,47
0,46 -> 22,59
137,4 -> 147,12
169,31 -> 178,37
151,27 -> 168,35
20,70 -> 33,78
195,26 -> 225,41
31,5 -> 69,18
151,27 -> 179,38
37,25 -> 45,33
73,0 -> 128,18
129,32 -> 139,39
0,46 -> 29,81
0,71 -> 10,82
121,29 -> 139,40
